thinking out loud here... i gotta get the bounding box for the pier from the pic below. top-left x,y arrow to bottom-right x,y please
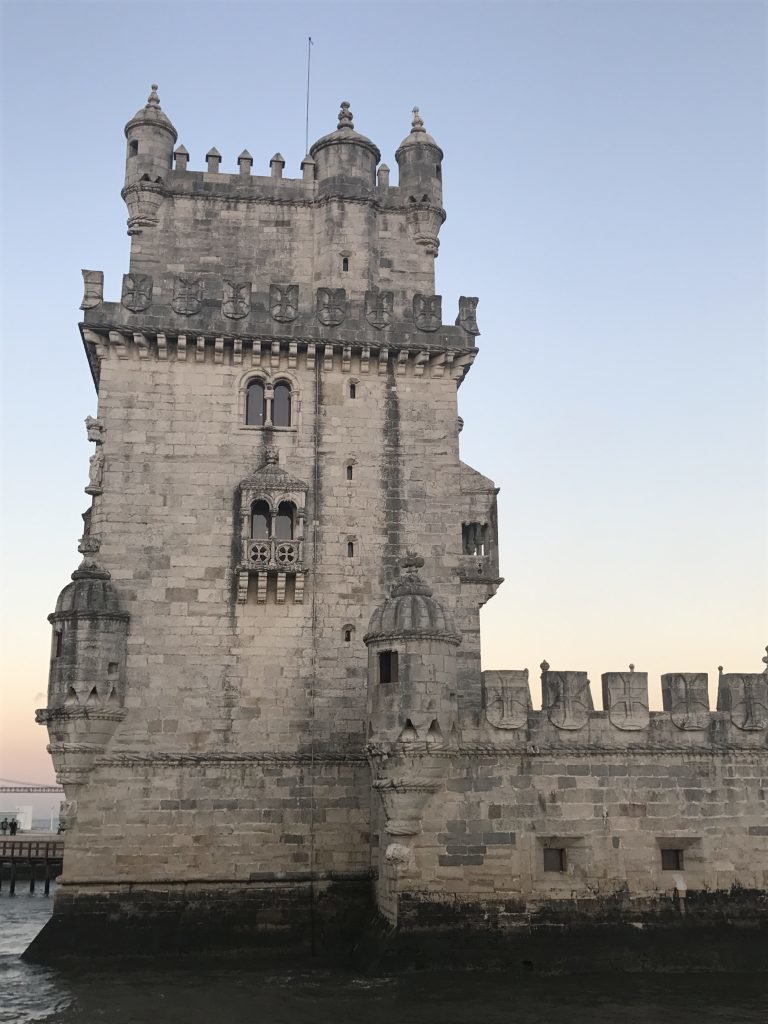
0,837 -> 63,896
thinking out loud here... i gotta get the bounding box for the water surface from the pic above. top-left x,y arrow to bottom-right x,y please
1,894 -> 765,1023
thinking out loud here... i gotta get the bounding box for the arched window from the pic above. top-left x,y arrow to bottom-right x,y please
251,500 -> 271,539
346,464 -> 353,481
348,381 -> 357,399
246,380 -> 266,426
342,257 -> 349,272
347,541 -> 355,557
273,382 -> 292,427
343,625 -> 354,643
274,501 -> 295,540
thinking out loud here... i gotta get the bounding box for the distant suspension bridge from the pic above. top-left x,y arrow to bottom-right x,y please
0,777 -> 63,794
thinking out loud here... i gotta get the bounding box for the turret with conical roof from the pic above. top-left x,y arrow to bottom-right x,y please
122,85 -> 177,238
396,107 -> 445,256
124,84 -> 177,188
396,107 -> 443,197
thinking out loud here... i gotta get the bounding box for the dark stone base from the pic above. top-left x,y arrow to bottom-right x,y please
24,882 -> 768,972
23,878 -> 375,965
362,888 -> 768,973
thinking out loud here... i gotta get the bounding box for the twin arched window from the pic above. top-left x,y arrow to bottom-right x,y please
251,500 -> 295,540
246,380 -> 292,427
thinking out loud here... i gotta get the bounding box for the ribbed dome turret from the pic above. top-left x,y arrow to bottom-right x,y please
124,84 -> 177,142
364,554 -> 460,644
51,560 -> 127,619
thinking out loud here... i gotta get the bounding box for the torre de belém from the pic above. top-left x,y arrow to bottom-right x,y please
27,87 -> 767,966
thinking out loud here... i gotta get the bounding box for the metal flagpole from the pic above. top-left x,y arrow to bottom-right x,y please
305,36 -> 313,156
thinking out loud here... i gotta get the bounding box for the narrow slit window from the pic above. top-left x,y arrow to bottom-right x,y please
54,631 -> 63,658
347,541 -> 354,557
129,140 -> 139,157
349,382 -> 356,399
346,464 -> 353,481
342,257 -> 349,272
661,849 -> 684,871
344,629 -> 352,643
379,650 -> 399,684
543,848 -> 565,872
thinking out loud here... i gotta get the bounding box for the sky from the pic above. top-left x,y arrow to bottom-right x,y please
1,0 -> 766,811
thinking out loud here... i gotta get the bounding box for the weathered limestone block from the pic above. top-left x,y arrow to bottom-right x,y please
372,774 -> 441,836
80,270 -> 104,310
121,273 -> 152,312
482,669 -> 531,729
542,669 -> 593,730
601,671 -> 649,731
717,673 -> 768,731
222,280 -> 251,320
661,673 -> 709,730
455,295 -> 479,335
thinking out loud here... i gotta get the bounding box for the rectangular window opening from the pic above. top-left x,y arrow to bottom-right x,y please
379,650 -> 399,685
346,465 -> 353,480
543,847 -> 566,873
661,848 -> 684,871
54,631 -> 63,658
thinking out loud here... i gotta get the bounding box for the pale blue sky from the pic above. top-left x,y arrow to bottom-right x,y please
1,0 -> 766,791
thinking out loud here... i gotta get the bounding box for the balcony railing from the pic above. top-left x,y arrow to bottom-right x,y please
245,538 -> 303,572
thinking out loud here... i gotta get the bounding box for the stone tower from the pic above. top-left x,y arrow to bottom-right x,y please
30,87 -> 765,967
29,87 -> 500,957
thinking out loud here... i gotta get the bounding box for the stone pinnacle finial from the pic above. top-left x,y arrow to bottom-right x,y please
147,84 -> 161,108
540,660 -> 549,674
401,551 -> 425,573
718,665 -> 724,676
762,645 -> 768,674
629,663 -> 635,672
337,101 -> 354,130
411,106 -> 425,133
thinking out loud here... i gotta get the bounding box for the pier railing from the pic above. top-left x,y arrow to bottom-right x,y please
0,838 -> 64,895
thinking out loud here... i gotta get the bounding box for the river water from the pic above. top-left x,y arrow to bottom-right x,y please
1,892 -> 766,1023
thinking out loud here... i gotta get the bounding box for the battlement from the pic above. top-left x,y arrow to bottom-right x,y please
120,89 -> 448,309
471,667 -> 768,748
161,147 -> 406,198
78,272 -> 479,390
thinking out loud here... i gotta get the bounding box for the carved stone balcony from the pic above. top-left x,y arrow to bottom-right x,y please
237,538 -> 306,605
246,538 -> 303,572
